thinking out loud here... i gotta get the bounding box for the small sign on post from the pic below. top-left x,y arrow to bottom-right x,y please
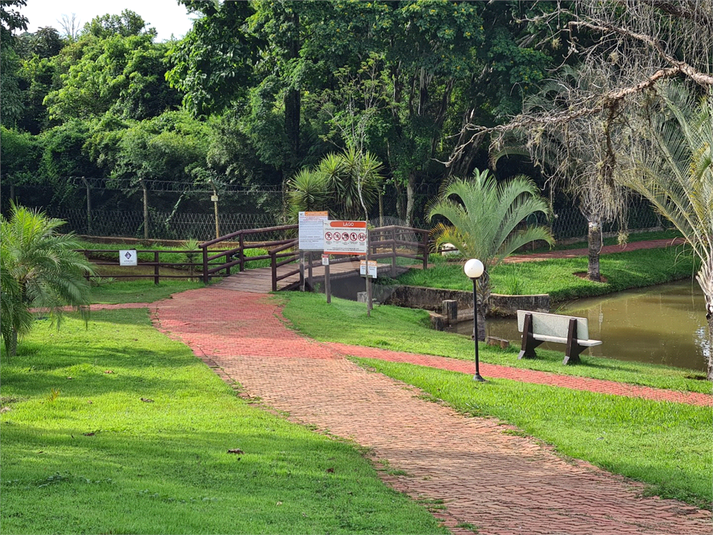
299,211 -> 329,251
360,260 -> 378,278
321,254 -> 329,266
323,221 -> 368,255
119,249 -> 137,267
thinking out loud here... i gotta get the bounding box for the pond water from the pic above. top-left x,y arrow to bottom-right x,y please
453,279 -> 710,372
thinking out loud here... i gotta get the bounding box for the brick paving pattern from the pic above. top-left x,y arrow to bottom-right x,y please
149,287 -> 711,535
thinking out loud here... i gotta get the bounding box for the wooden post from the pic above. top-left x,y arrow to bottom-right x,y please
153,251 -> 160,285
239,233 -> 245,272
202,245 -> 209,284
299,251 -> 305,292
271,250 -> 278,292
421,230 -> 428,270
325,261 -> 331,304
307,251 -> 313,290
391,226 -> 397,277
442,300 -> 458,325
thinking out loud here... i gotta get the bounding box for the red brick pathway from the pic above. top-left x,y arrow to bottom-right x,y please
148,287 -> 711,535
505,238 -> 686,263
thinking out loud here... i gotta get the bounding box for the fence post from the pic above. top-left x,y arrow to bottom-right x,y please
202,245 -> 209,285
421,230 -> 428,270
239,233 -> 245,272
271,249 -> 278,292
391,227 -> 397,277
154,251 -> 160,285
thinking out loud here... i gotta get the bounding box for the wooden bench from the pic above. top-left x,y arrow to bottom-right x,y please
517,310 -> 602,365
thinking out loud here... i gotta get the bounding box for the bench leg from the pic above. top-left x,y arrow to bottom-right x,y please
518,313 -> 543,359
564,317 -> 585,365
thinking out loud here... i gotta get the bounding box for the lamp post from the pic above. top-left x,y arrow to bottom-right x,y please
464,258 -> 486,382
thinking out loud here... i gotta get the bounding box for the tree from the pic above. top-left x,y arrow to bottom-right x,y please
622,83 -> 713,379
0,204 -> 94,356
1,0 -> 28,128
287,148 -> 383,221
428,169 -> 554,340
450,0 -> 713,281
44,31 -> 180,122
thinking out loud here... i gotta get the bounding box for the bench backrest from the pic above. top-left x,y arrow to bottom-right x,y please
517,310 -> 590,340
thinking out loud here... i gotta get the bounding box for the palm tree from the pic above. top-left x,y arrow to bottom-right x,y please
428,169 -> 554,340
0,204 -> 95,356
287,148 -> 383,221
622,83 -> 713,379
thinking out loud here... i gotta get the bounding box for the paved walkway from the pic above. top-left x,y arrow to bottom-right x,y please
148,287 -> 711,535
505,238 -> 686,263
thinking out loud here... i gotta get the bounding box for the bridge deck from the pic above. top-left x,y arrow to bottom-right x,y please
213,260 -> 409,293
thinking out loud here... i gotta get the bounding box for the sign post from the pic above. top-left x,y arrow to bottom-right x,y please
323,220 -> 370,313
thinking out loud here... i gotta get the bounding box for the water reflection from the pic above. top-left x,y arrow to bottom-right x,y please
456,280 -> 709,372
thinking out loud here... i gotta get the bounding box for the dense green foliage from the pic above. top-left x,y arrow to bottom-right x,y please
0,309 -> 448,534
2,1 -> 554,224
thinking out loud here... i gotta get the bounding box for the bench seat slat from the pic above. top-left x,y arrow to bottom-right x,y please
533,334 -> 602,347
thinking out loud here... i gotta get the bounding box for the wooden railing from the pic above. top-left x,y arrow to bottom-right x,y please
199,224 -> 298,285
77,248 -> 203,284
199,223 -> 430,290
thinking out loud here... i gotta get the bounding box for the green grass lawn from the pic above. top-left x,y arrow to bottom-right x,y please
280,292 -> 711,393
354,358 -> 712,509
90,280 -> 205,304
0,311 -> 447,535
402,246 -> 697,302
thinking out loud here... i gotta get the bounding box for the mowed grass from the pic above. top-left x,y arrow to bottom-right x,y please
354,358 -> 712,509
0,310 -> 447,535
89,280 -> 205,304
403,246 -> 697,302
280,292 -> 711,393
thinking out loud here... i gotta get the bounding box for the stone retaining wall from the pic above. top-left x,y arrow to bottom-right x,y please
374,284 -> 549,317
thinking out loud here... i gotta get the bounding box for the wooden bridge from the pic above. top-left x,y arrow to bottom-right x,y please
199,224 -> 430,293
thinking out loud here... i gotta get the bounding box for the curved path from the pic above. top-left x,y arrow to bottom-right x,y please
148,287 -> 711,535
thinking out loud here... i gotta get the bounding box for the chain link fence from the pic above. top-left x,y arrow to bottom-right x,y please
45,209 -> 280,242
13,193 -> 666,243
550,195 -> 667,240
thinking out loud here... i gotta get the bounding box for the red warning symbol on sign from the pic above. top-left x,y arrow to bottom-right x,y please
350,232 -> 357,241
358,233 -> 366,241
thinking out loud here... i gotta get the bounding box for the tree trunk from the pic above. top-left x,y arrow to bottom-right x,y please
707,313 -> 713,380
406,171 -> 416,226
8,328 -> 18,357
587,219 -> 602,282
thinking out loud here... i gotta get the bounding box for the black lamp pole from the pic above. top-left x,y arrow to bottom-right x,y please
471,277 -> 485,382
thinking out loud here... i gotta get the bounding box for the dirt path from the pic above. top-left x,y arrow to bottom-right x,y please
150,287 -> 711,535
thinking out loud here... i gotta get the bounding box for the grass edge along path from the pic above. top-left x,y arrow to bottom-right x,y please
353,357 -> 713,510
0,309 -> 448,535
280,292 -> 712,394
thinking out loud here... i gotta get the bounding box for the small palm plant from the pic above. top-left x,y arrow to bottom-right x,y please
0,204 -> 95,355
287,148 -> 383,221
428,169 -> 554,339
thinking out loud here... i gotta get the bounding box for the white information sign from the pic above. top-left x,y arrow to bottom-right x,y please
321,254 -> 330,266
360,260 -> 378,278
119,249 -> 138,267
299,211 -> 329,251
323,221 -> 368,255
